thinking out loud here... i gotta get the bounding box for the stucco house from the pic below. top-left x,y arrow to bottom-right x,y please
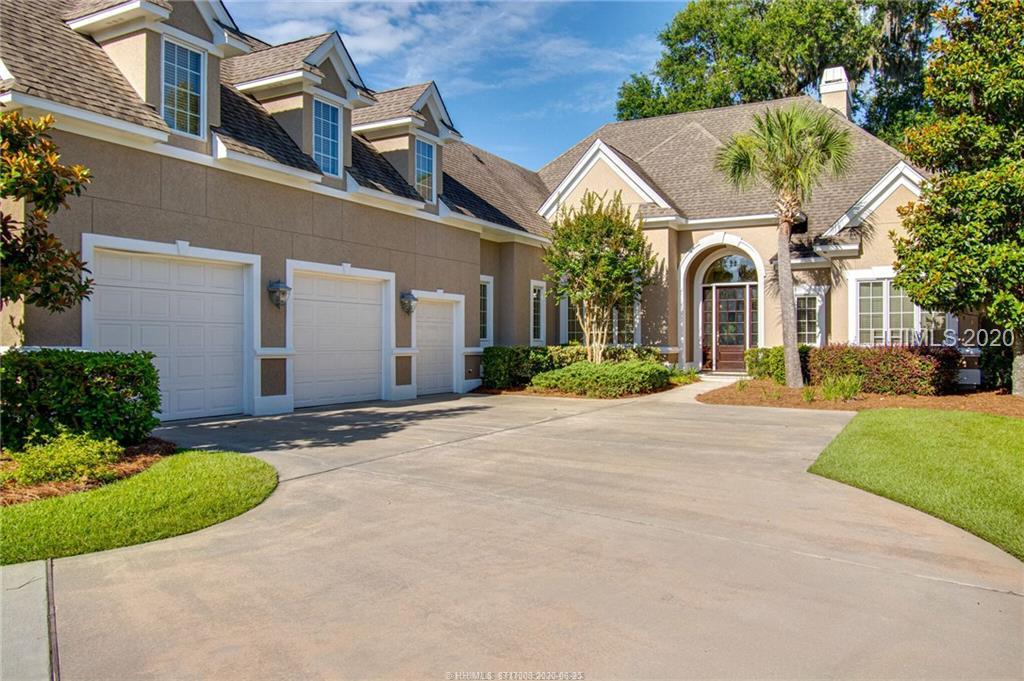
0,0 -> 966,421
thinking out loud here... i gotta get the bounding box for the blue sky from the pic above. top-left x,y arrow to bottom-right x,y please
222,1 -> 682,170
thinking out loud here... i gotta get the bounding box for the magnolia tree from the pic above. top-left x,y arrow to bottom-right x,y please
892,0 -> 1024,397
1,112 -> 93,334
543,191 -> 657,363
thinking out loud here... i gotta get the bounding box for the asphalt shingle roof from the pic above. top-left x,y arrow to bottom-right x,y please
441,141 -> 552,238
1,0 -> 169,132
221,33 -> 332,84
214,85 -> 321,174
540,96 -> 907,239
63,0 -> 172,21
351,83 -> 431,126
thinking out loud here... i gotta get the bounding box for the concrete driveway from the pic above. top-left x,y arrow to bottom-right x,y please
52,384 -> 1022,679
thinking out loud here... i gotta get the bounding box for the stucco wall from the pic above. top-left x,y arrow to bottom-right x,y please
18,132 -> 529,377
562,158 -> 646,212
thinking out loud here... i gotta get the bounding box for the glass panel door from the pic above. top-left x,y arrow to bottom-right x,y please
715,286 -> 747,371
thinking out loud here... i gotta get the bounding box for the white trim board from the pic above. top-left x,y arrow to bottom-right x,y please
679,231 -> 767,367
285,259 -> 397,403
538,139 -> 672,220
80,233 -> 263,417
410,289 -> 468,394
823,161 -> 924,238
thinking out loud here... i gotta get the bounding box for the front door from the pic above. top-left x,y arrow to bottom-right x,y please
715,286 -> 747,371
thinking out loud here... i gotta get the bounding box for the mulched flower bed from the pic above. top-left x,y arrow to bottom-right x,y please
696,379 -> 1024,419
0,437 -> 178,506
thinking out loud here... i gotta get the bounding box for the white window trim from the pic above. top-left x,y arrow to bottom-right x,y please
530,280 -> 546,347
160,36 -> 207,141
611,299 -> 642,346
845,267 -> 957,346
414,137 -> 437,204
479,275 -> 494,347
312,97 -> 342,177
794,284 -> 828,347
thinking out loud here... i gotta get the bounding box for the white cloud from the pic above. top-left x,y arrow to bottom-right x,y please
224,1 -> 659,97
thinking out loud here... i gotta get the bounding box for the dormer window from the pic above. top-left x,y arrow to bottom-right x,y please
313,99 -> 341,176
162,39 -> 204,138
415,138 -> 435,202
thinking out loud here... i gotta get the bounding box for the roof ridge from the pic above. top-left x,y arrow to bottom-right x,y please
455,140 -> 542,179
603,94 -> 815,129
369,81 -> 433,95
245,31 -> 333,53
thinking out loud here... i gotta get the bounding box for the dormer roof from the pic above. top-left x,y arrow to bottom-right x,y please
63,0 -> 172,21
352,81 -> 460,137
221,33 -> 333,84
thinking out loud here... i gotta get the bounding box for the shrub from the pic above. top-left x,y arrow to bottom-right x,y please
802,386 -> 816,403
547,344 -> 588,368
809,344 -> 960,396
980,343 -> 1013,390
480,346 -> 553,389
668,367 -> 700,386
4,430 -> 121,486
0,349 -> 161,450
821,374 -> 863,401
482,345 -> 664,389
744,345 -> 811,384
530,360 -> 670,398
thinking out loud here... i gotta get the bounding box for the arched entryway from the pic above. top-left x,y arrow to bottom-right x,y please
678,232 -> 766,371
698,254 -> 758,371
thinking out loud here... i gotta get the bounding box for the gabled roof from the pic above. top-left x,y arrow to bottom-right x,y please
221,33 -> 333,84
442,142 -> 552,238
540,96 -> 909,239
0,0 -> 169,132
352,82 -> 432,125
352,81 -> 459,135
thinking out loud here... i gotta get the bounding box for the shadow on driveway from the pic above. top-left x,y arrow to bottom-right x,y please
156,394 -> 490,454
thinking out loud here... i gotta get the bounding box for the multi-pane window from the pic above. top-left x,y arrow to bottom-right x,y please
796,295 -> 819,346
858,279 -> 947,346
415,139 -> 435,202
613,300 -> 636,345
162,40 -> 203,136
566,301 -> 585,343
479,277 -> 493,345
531,283 -> 545,345
313,99 -> 340,176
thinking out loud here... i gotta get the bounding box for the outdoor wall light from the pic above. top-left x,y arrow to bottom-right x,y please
267,280 -> 292,308
400,291 -> 418,315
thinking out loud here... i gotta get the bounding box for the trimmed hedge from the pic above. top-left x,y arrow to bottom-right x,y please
809,344 -> 960,395
745,346 -> 811,384
1,349 -> 161,450
747,343 -> 961,395
531,360 -> 670,398
482,344 -> 663,389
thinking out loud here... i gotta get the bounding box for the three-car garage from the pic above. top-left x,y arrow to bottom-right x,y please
85,237 -> 464,421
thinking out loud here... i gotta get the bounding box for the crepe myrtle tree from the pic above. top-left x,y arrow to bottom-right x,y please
716,103 -> 852,388
1,112 -> 93,335
544,191 -> 657,363
892,0 -> 1024,397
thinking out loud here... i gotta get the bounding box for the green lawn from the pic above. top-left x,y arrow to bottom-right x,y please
1,451 -> 277,565
809,409 -> 1024,560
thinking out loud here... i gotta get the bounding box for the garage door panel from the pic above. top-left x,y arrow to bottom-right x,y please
91,249 -> 245,421
293,272 -> 384,408
415,301 -> 454,395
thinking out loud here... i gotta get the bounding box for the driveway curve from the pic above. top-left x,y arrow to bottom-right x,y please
53,383 -> 1023,679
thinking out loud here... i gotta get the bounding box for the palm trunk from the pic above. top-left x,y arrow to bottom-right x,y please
776,219 -> 803,388
1013,330 -> 1024,398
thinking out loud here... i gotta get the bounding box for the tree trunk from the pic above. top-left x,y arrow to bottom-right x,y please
776,219 -> 804,388
1013,329 -> 1024,398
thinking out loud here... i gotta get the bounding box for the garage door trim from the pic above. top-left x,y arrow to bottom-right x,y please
410,288 -> 465,397
286,259 -> 396,403
81,233 -> 260,417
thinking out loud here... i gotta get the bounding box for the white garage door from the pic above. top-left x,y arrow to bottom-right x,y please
90,249 -> 246,421
293,272 -> 383,408
416,301 -> 454,395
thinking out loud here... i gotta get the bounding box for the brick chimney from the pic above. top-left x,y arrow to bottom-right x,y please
819,66 -> 852,118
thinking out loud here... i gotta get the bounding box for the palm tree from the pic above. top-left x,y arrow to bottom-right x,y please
715,103 -> 852,388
